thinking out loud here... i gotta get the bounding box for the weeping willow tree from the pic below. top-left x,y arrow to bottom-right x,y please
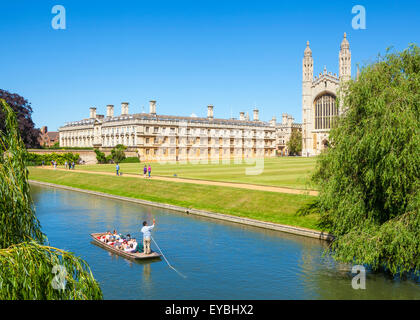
0,99 -> 103,299
311,45 -> 420,276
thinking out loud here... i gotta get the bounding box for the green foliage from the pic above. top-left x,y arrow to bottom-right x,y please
120,156 -> 140,163
312,45 -> 420,275
287,130 -> 302,155
111,144 -> 126,163
105,154 -> 113,163
94,149 -> 107,164
0,99 -> 103,299
0,242 -> 102,300
38,147 -> 93,150
0,101 -> 45,248
25,152 -> 80,166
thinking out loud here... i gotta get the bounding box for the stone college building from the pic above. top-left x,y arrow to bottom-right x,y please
59,102 -> 285,162
59,33 -> 352,161
302,33 -> 352,156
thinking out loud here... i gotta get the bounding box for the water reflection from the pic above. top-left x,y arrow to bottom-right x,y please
30,184 -> 420,300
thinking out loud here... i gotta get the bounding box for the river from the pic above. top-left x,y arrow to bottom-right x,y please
31,184 -> 420,299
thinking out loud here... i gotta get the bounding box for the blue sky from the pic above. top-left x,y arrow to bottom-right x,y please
0,0 -> 418,130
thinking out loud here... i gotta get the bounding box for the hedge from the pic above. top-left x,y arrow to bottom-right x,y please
25,152 -> 80,166
119,157 -> 140,163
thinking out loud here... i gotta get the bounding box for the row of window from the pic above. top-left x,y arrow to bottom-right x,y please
314,93 -> 338,130
62,127 -> 275,139
144,148 -> 270,156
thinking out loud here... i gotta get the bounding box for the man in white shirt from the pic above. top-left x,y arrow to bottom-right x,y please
141,218 -> 155,254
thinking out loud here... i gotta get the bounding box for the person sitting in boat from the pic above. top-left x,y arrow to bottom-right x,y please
126,234 -> 131,241
112,230 -> 121,241
131,241 -> 138,252
112,237 -> 122,247
117,240 -> 127,249
103,231 -> 112,242
127,239 -> 135,248
124,241 -> 138,253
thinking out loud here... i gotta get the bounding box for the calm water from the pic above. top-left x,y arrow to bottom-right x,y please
31,185 -> 420,300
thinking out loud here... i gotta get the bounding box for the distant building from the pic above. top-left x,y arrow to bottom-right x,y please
275,114 -> 302,156
59,102 -> 278,162
302,33 -> 352,156
38,126 -> 59,147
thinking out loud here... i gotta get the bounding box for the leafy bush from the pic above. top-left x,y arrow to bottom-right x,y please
25,152 -> 80,166
0,99 -> 102,299
105,155 -> 113,163
38,147 -> 93,150
111,144 -> 126,163
94,149 -> 107,164
287,130 -> 302,155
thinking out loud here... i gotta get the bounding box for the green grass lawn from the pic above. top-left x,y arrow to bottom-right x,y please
29,167 -> 321,231
79,157 -> 318,190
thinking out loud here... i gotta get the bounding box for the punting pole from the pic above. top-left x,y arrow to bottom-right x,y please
151,236 -> 186,279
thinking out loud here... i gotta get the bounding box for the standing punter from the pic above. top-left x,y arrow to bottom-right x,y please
116,163 -> 120,176
141,218 -> 156,254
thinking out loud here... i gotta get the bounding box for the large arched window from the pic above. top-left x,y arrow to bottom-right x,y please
314,93 -> 338,130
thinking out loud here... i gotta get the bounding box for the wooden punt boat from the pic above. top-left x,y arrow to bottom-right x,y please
90,232 -> 161,260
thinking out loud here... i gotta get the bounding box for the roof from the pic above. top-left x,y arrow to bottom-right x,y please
61,112 -> 275,129
46,131 -> 59,140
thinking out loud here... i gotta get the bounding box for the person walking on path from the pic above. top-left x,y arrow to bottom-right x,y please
65,161 -> 68,169
141,218 -> 156,254
143,165 -> 147,178
148,165 -> 151,178
71,161 -> 75,170
116,163 -> 120,176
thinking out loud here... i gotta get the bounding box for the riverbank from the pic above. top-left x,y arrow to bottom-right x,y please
29,180 -> 332,240
28,167 -> 328,237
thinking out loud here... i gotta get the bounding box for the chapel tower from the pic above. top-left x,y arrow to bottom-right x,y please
302,41 -> 313,155
339,32 -> 351,82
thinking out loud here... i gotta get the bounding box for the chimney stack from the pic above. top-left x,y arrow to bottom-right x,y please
239,112 -> 245,121
149,100 -> 156,115
282,113 -> 288,124
121,102 -> 129,115
106,105 -> 114,118
270,116 -> 276,127
89,107 -> 97,119
207,105 -> 214,119
253,108 -> 259,121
